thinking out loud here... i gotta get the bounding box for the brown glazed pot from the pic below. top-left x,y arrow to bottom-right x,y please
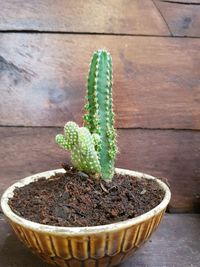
1,168 -> 171,267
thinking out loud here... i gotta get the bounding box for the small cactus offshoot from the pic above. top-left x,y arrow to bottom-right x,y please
56,122 -> 101,175
56,50 -> 117,181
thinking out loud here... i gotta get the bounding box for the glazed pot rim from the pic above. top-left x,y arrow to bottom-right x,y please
1,168 -> 171,236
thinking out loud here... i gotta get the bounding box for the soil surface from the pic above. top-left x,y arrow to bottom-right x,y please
9,165 -> 165,227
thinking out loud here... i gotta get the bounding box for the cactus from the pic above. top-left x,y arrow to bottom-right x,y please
84,50 -> 117,180
56,122 -> 101,175
56,50 -> 117,181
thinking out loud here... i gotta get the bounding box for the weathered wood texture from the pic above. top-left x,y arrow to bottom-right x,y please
0,0 -> 170,35
0,214 -> 199,267
0,127 -> 200,213
1,34 -> 200,129
155,0 -> 200,37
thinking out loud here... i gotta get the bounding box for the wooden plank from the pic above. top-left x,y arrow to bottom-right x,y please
0,34 -> 200,129
0,127 -> 200,213
155,0 -> 200,37
0,214 -> 199,267
0,0 -> 170,36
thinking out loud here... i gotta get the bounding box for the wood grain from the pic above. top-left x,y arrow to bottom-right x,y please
155,0 -> 200,37
0,214 -> 199,267
0,34 -> 200,129
0,127 -> 200,213
0,0 -> 170,36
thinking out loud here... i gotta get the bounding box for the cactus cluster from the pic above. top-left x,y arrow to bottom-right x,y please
56,122 -> 101,175
56,50 -> 117,181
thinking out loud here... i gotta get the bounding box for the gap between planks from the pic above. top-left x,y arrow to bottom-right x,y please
1,125 -> 200,132
0,30 -> 199,39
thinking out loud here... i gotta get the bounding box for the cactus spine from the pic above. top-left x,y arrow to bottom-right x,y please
56,50 -> 117,181
84,50 -> 117,180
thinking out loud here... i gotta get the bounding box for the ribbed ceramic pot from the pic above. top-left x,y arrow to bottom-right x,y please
1,168 -> 171,267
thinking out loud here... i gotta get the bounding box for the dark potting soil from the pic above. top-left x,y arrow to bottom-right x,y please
9,165 -> 165,227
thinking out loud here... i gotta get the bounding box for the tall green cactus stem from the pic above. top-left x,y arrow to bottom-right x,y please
56,122 -> 101,175
84,50 -> 117,180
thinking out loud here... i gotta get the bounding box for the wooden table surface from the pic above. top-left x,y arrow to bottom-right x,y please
0,1 -> 200,266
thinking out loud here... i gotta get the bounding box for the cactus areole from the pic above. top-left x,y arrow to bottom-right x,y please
56,50 -> 117,181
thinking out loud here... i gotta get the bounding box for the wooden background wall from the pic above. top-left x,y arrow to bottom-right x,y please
0,0 -> 200,213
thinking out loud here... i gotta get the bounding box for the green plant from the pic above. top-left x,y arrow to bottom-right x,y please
56,50 -> 117,181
